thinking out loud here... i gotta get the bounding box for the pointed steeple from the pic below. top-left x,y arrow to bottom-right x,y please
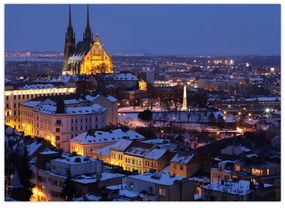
63,5 -> 76,74
68,4 -> 72,28
83,4 -> 93,42
87,4 -> 90,28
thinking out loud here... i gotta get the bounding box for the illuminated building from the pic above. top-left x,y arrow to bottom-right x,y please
4,82 -> 76,130
125,173 -> 195,201
20,95 -> 108,151
33,151 -> 104,201
62,5 -> 113,75
201,180 -> 276,201
94,139 -> 171,174
170,151 -> 202,178
70,129 -> 144,156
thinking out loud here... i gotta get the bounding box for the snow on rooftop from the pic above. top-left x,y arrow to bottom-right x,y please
18,83 -> 58,90
113,73 -> 138,81
27,141 -> 42,156
68,54 -> 83,61
53,155 -> 97,165
65,104 -> 106,115
111,138 -> 133,151
72,172 -> 125,184
125,147 -> 151,157
128,173 -> 184,186
21,100 -> 42,107
71,129 -> 144,145
119,189 -> 139,198
106,95 -> 117,103
144,148 -> 167,160
202,180 -> 272,196
171,152 -> 195,164
39,150 -> 59,155
64,99 -> 81,104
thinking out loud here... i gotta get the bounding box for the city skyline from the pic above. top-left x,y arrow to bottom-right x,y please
5,4 -> 281,56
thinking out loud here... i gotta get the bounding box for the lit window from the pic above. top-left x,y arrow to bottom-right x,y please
159,188 -> 166,196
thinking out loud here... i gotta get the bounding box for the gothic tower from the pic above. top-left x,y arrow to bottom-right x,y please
62,5 -> 76,74
83,5 -> 93,43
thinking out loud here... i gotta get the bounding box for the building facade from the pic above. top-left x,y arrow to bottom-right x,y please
20,96 -> 107,151
5,82 -> 76,130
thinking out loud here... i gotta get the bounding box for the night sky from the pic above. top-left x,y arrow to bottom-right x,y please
5,4 -> 281,56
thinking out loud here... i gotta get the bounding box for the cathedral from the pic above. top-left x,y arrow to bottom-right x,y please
62,5 -> 113,75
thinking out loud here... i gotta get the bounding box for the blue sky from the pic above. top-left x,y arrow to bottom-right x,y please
5,4 -> 281,56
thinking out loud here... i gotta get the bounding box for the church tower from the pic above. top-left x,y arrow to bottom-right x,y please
83,5 -> 93,43
62,5 -> 76,74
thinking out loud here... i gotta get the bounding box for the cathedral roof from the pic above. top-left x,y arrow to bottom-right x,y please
73,40 -> 92,56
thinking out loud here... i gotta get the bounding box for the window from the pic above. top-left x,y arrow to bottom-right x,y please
159,188 -> 166,196
180,165 -> 184,170
6,96 -> 9,101
148,186 -> 153,194
27,95 -> 29,99
18,95 -> 20,99
55,136 -> 60,140
56,128 -> 60,132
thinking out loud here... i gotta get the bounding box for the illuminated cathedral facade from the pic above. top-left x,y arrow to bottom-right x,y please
62,5 -> 113,75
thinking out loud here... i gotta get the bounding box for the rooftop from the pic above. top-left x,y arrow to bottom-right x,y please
128,172 -> 184,186
71,129 -> 144,145
202,180 -> 272,196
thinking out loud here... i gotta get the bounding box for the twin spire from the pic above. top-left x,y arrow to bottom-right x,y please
68,5 -> 93,42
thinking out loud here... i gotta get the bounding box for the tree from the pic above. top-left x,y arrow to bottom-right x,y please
60,168 -> 75,201
138,109 -> 153,121
17,145 -> 34,201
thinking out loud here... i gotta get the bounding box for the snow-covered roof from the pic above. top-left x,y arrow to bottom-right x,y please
21,101 -> 42,107
106,95 -> 117,103
202,180 -> 272,196
72,172 -> 125,184
39,150 -> 59,155
53,155 -> 97,165
68,54 -> 83,61
221,145 -> 251,156
27,141 -> 42,156
111,139 -> 133,151
144,148 -> 167,160
171,152 -> 195,164
125,147 -> 151,157
128,173 -> 184,186
18,83 -> 58,90
65,104 -> 106,115
85,94 -> 117,103
92,144 -> 113,156
119,189 -> 139,198
113,73 -> 138,81
71,129 -> 144,145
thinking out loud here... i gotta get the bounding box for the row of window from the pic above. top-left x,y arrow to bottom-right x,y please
6,92 -> 67,101
173,164 -> 184,171
71,117 -> 98,123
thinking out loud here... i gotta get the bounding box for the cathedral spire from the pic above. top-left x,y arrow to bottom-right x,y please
69,4 -> 72,28
83,4 -> 93,42
87,4 -> 90,28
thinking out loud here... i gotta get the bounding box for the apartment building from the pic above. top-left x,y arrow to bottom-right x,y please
5,82 -> 76,130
